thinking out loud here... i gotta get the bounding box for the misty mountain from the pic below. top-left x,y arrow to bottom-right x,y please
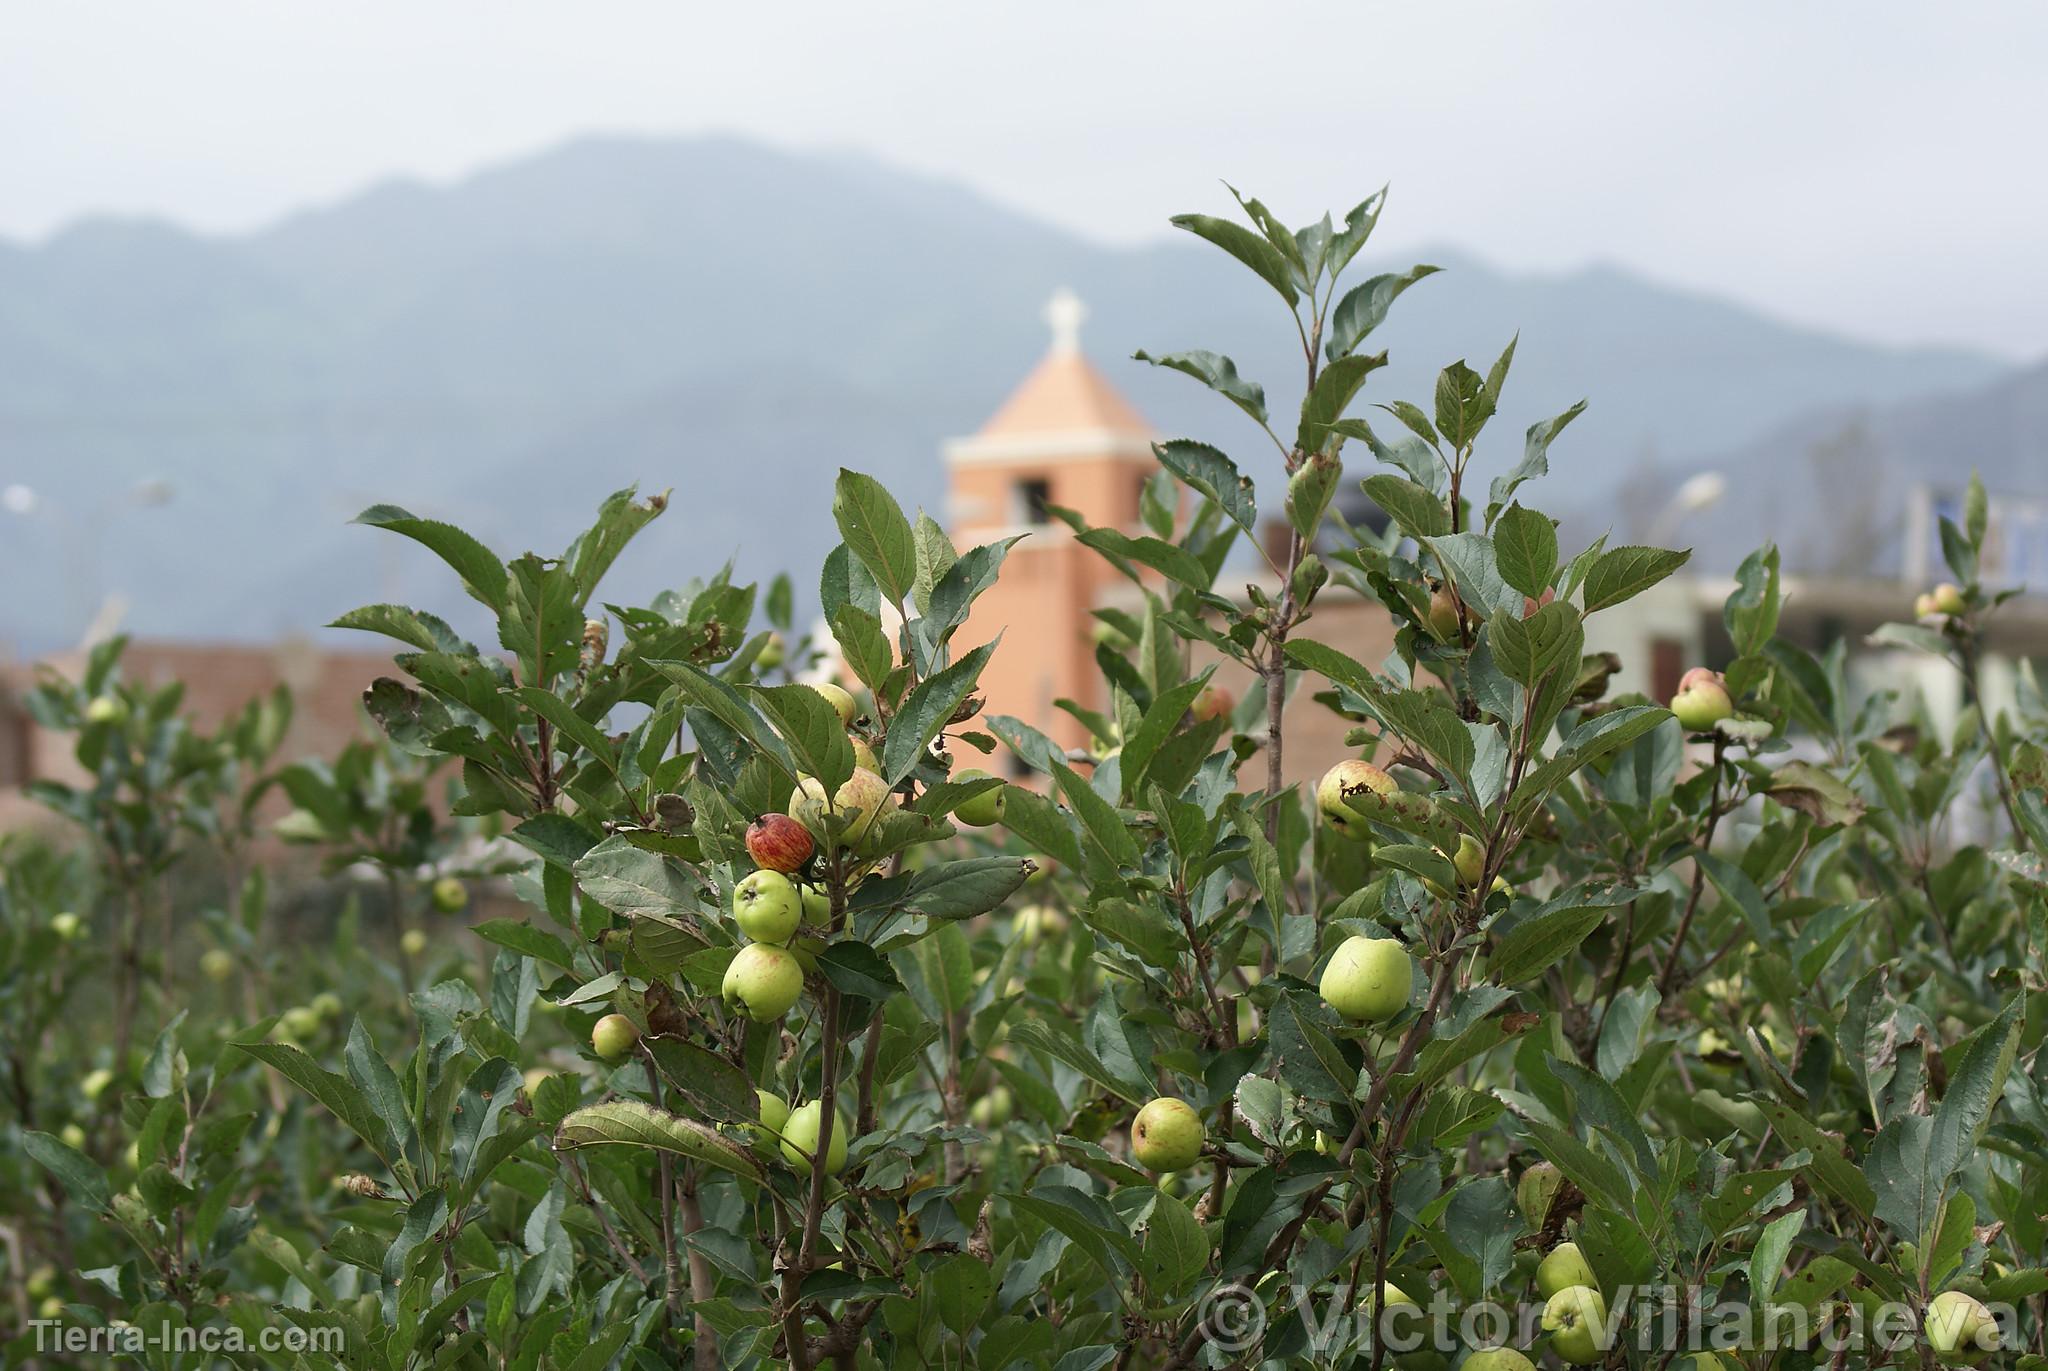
0,134 -> 2011,653
1626,356 -> 2048,582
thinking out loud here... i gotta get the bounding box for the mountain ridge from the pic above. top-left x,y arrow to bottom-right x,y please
0,133 -> 2013,651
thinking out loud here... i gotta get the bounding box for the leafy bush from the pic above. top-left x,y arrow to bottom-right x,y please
7,186 -> 2048,1371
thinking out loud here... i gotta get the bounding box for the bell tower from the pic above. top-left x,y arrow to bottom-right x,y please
945,289 -> 1157,764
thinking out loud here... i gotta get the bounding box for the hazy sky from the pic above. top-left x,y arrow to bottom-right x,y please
6,2 -> 2045,358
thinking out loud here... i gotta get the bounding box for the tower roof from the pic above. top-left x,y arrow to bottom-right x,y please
976,349 -> 1153,440
970,288 -> 1151,443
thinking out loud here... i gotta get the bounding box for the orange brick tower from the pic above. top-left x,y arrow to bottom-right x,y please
945,290 -> 1157,766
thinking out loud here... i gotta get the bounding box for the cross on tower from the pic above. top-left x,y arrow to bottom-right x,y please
1044,287 -> 1087,355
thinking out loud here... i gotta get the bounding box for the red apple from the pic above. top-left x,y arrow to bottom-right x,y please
1190,685 -> 1235,724
746,814 -> 815,873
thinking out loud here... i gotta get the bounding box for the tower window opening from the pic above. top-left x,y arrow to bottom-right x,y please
1015,477 -> 1054,527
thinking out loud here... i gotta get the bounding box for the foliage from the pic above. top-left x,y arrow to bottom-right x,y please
6,187 -> 2048,1371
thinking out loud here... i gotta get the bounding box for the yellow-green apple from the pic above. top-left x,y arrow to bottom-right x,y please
1669,668 -> 1733,732
1362,1281 -> 1417,1312
400,929 -> 428,958
849,736 -> 879,772
1319,936 -> 1412,1023
1130,1098 -> 1204,1171
746,813 -> 815,872
1450,833 -> 1485,887
1542,1286 -> 1609,1364
1464,1349 -> 1536,1371
1317,759 -> 1397,841
1536,1241 -> 1597,1297
952,770 -> 1007,827
431,877 -> 468,914
754,1089 -> 792,1144
812,682 -> 857,725
789,768 -> 897,853
84,695 -> 124,726
1931,583 -> 1968,617
780,1100 -> 850,1176
1926,1289 -> 1998,1362
198,948 -> 234,982
1014,904 -> 1068,945
757,631 -> 786,669
970,1086 -> 1014,1129
1426,585 -> 1462,641
590,1013 -> 639,1060
721,943 -> 805,1022
733,869 -> 803,944
50,911 -> 82,940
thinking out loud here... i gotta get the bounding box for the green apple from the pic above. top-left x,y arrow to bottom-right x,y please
83,695 -> 125,726
59,1123 -> 86,1150
1319,936 -> 1412,1023
1130,1097 -> 1203,1172
757,631 -> 786,669
82,1067 -> 115,1101
970,1086 -> 1014,1129
1014,904 -> 1068,946
1317,759 -> 1397,841
1425,585 -> 1462,641
1915,591 -> 1940,620
590,1013 -> 639,1060
49,911 -> 82,940
952,770 -> 1007,828
1362,1281 -> 1417,1312
1930,583 -> 1968,617
1536,1242 -> 1597,1298
812,682 -> 857,725
733,869 -> 803,944
400,929 -> 428,958
1463,1349 -> 1536,1371
199,948 -> 235,982
789,768 -> 897,854
1542,1286 -> 1608,1364
721,943 -> 805,1022
849,736 -> 879,772
311,991 -> 342,1019
1516,1162 -> 1561,1226
754,1089 -> 792,1144
282,1006 -> 322,1038
780,1100 -> 850,1176
430,876 -> 468,914
1926,1289 -> 1998,1362
522,1067 -> 551,1096
1669,668 -> 1733,732
1449,833 -> 1485,887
